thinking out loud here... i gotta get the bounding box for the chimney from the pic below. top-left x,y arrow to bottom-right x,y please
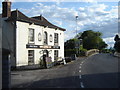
40,14 -> 43,21
2,0 -> 11,18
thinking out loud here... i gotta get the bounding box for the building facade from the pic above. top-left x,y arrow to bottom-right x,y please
1,1 -> 65,68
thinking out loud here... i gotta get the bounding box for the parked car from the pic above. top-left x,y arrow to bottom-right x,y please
65,57 -> 72,63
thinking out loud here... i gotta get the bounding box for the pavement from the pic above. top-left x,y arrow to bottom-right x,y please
11,53 -> 119,88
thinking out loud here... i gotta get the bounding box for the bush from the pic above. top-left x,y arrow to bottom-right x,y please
79,46 -> 87,56
65,49 -> 76,57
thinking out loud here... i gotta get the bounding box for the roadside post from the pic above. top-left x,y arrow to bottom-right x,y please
63,58 -> 66,65
2,48 -> 11,89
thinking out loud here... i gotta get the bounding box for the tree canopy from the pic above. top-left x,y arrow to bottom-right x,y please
80,30 -> 107,50
64,30 -> 108,56
114,34 -> 120,52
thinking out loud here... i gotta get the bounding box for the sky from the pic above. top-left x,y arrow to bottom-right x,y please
0,0 -> 119,48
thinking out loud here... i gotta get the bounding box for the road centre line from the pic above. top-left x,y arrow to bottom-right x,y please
80,63 -> 82,66
79,66 -> 81,69
81,61 -> 84,64
79,75 -> 82,79
79,70 -> 81,73
80,82 -> 85,88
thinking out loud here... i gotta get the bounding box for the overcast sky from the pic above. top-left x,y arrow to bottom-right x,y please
0,0 -> 119,48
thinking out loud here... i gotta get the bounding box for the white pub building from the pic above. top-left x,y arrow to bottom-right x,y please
1,0 -> 66,69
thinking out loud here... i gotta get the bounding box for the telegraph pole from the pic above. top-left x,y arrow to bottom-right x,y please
75,16 -> 78,56
76,16 -> 78,36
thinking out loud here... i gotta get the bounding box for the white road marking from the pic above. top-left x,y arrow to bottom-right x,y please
80,82 -> 85,88
79,75 -> 82,79
79,66 -> 81,69
80,64 -> 82,66
81,61 -> 84,64
79,70 -> 81,73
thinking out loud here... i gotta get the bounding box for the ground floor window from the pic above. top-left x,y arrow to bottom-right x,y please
28,50 -> 34,65
54,50 -> 58,61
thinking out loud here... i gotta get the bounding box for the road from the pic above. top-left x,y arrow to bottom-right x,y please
11,53 -> 119,88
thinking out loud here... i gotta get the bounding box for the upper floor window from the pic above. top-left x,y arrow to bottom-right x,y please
44,32 -> 48,45
28,28 -> 34,43
54,33 -> 58,45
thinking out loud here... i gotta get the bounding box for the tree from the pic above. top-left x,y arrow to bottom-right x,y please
64,38 -> 78,56
114,34 -> 120,52
114,35 -> 120,41
81,30 -> 107,50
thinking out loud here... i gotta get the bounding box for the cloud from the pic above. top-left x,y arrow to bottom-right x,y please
4,0 -> 119,2
103,37 -> 115,48
52,20 -> 62,26
14,2 -> 117,47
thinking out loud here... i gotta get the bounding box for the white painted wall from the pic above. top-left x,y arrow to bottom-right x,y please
16,21 -> 29,66
16,21 -> 65,66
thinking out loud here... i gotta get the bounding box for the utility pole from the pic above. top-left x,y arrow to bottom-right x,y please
75,16 -> 78,56
76,16 -> 78,36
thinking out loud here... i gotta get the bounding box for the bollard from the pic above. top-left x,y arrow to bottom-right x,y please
63,58 -> 66,65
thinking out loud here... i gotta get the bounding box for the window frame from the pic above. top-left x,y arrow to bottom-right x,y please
54,50 -> 58,61
54,33 -> 59,45
44,31 -> 48,45
28,28 -> 34,43
28,50 -> 34,65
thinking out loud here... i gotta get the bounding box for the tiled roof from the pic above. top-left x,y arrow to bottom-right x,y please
6,10 -> 66,31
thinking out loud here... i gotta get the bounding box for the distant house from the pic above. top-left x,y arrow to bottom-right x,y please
1,0 -> 66,68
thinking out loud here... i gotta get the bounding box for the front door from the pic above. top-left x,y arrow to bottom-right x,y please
43,50 -> 48,68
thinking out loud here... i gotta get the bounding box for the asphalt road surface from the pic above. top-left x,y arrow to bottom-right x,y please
11,53 -> 119,88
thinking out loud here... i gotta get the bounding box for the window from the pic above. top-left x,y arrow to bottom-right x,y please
54,33 -> 58,45
54,50 -> 58,61
28,28 -> 34,42
28,50 -> 34,65
38,33 -> 42,41
44,32 -> 48,45
49,34 -> 53,42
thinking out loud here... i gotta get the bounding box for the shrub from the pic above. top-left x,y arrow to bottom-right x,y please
79,45 -> 87,56
65,49 -> 76,57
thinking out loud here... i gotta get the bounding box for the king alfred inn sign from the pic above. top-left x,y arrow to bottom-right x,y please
26,44 -> 60,49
